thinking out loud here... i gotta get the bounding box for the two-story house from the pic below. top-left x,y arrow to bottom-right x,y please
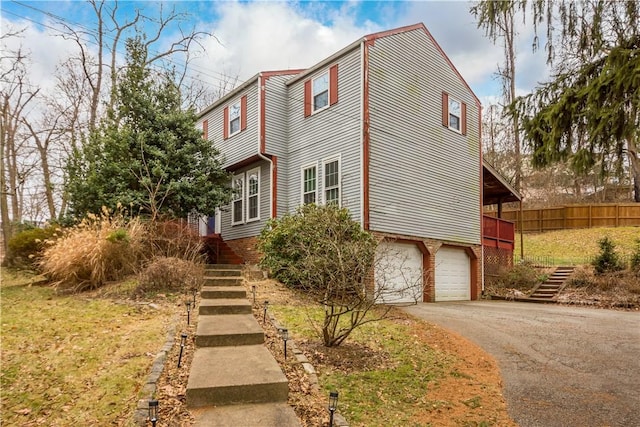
197,23 -> 519,303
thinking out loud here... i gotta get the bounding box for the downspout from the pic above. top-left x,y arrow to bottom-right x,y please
359,40 -> 365,229
479,106 -> 485,295
257,73 -> 274,220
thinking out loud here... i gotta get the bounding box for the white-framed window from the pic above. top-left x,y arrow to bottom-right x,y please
229,100 -> 241,136
312,72 -> 329,112
301,163 -> 318,205
246,167 -> 260,222
232,173 -> 244,225
323,156 -> 341,206
448,97 -> 462,132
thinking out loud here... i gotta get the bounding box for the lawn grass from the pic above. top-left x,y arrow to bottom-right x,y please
0,268 -> 176,426
272,305 -> 457,426
516,226 -> 640,265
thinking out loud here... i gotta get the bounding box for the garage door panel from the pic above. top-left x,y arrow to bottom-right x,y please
435,247 -> 470,301
375,242 -> 423,304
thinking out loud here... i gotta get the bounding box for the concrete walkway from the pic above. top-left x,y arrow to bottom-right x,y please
186,265 -> 301,426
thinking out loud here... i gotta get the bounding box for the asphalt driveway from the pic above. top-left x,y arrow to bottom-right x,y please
402,301 -> 640,427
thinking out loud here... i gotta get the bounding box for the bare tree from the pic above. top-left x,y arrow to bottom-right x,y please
1,40 -> 40,248
472,2 -> 523,192
57,0 -> 211,131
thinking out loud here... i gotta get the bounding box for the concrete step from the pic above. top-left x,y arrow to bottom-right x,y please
530,293 -> 555,299
204,277 -> 244,286
205,269 -> 243,277
202,286 -> 247,299
192,403 -> 301,427
186,345 -> 289,407
199,299 -> 252,315
521,297 -> 558,303
196,314 -> 264,347
206,264 -> 244,270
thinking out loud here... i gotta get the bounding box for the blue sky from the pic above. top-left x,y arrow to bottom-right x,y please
2,0 -> 549,106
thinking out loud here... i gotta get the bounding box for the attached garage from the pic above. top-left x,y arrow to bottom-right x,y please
435,246 -> 470,301
374,242 -> 424,304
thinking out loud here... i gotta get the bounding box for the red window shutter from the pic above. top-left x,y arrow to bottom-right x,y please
461,102 -> 467,135
223,106 -> 229,139
329,64 -> 338,105
442,92 -> 449,127
304,80 -> 311,117
240,95 -> 247,131
203,120 -> 208,140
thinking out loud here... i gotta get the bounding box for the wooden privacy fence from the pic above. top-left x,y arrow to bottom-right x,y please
492,204 -> 640,233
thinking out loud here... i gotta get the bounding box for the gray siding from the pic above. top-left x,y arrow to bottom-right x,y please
220,160 -> 271,240
285,47 -> 362,222
264,75 -> 291,218
367,28 -> 481,244
200,82 -> 260,168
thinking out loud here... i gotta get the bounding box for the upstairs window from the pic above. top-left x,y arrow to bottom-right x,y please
442,92 -> 467,135
223,95 -> 247,139
323,157 -> 341,206
247,168 -> 260,222
313,73 -> 329,111
232,174 -> 244,225
304,64 -> 339,117
448,98 -> 461,132
229,101 -> 241,135
301,164 -> 317,205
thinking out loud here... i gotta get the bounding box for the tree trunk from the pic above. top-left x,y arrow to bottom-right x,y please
0,101 -> 12,252
628,135 -> 640,202
504,8 -> 521,193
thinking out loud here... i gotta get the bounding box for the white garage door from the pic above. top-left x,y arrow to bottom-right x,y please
435,247 -> 470,301
375,242 -> 423,304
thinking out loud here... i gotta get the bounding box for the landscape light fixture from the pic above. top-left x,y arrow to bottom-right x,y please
192,287 -> 197,306
185,300 -> 192,325
148,399 -> 159,427
281,328 -> 289,359
263,300 -> 269,322
252,285 -> 256,305
177,333 -> 188,368
328,391 -> 339,427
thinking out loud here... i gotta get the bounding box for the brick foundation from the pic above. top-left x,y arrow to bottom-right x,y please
224,236 -> 262,265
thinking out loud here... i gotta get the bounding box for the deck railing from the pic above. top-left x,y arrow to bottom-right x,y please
482,215 -> 515,250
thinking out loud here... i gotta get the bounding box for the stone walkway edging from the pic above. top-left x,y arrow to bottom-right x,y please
132,314 -> 179,426
266,312 -> 350,427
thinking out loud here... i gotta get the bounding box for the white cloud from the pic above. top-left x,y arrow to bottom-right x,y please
2,0 -> 550,109
188,1 -> 381,89
393,1 -> 550,101
1,17 -> 81,94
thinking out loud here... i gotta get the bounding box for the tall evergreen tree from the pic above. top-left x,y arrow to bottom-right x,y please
67,36 -> 231,219
472,0 -> 640,201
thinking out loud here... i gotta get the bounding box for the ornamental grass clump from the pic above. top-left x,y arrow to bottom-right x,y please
40,207 -> 146,293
